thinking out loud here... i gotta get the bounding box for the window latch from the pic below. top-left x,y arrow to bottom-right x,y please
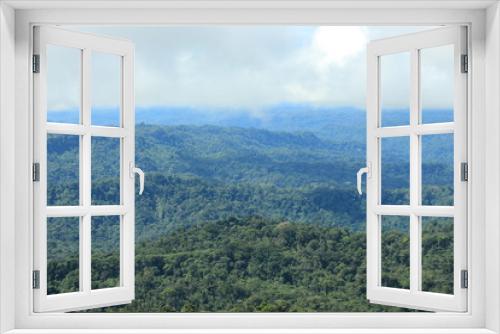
356,162 -> 371,195
129,162 -> 145,195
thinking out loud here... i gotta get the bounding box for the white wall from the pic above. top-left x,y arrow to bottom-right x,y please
485,2 -> 500,333
0,2 -> 16,333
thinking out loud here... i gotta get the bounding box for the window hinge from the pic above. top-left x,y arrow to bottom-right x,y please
32,162 -> 40,182
461,162 -> 468,182
461,54 -> 468,73
461,269 -> 468,289
32,270 -> 40,289
32,54 -> 40,73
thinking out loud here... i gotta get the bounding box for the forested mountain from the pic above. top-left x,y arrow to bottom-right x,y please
49,216 -> 452,312
49,105 -> 452,142
135,124 -> 365,186
46,107 -> 454,312
48,123 -> 452,236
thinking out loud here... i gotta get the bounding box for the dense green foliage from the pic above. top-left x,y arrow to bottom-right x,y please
46,121 -> 454,312
46,216 -> 453,312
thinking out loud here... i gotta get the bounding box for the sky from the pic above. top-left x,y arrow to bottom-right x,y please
48,25 -> 453,113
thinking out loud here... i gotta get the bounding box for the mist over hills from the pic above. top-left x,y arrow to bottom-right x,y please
133,104 -> 367,142
48,104 -> 453,142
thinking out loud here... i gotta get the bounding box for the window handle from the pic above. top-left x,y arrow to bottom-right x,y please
130,162 -> 145,195
356,163 -> 371,195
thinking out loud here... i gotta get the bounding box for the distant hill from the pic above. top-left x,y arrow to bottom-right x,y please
49,104 -> 367,140
135,124 -> 365,187
134,104 -> 368,143
48,104 -> 453,142
46,117 -> 454,313
47,123 -> 452,239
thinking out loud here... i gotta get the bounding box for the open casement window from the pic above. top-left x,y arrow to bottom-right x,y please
363,26 -> 468,312
33,26 -> 141,312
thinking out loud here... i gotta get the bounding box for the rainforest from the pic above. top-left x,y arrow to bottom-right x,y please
46,107 -> 454,312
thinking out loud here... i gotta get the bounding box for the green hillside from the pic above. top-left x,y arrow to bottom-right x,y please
46,123 -> 454,312
48,216 -> 453,312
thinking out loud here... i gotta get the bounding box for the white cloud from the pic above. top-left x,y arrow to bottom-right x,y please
48,25 -> 445,113
312,26 -> 367,67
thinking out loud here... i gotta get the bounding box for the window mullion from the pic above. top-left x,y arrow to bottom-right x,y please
81,47 -> 92,294
409,48 -> 421,293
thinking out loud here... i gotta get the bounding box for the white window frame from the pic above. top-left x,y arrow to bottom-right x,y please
1,1 -> 499,333
366,26 -> 468,312
32,26 -> 136,312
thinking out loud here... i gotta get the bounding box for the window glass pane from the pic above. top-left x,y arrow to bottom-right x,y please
381,137 -> 410,205
47,134 -> 80,206
380,52 -> 410,127
47,45 -> 81,124
420,45 -> 454,124
47,217 -> 80,295
421,134 -> 454,206
91,137 -> 121,205
92,52 -> 121,127
421,217 -> 454,294
381,215 -> 410,289
91,216 -> 121,289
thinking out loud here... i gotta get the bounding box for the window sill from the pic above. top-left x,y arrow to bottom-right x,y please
4,329 -> 497,334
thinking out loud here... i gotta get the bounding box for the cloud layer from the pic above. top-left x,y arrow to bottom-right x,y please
49,25 -> 450,112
